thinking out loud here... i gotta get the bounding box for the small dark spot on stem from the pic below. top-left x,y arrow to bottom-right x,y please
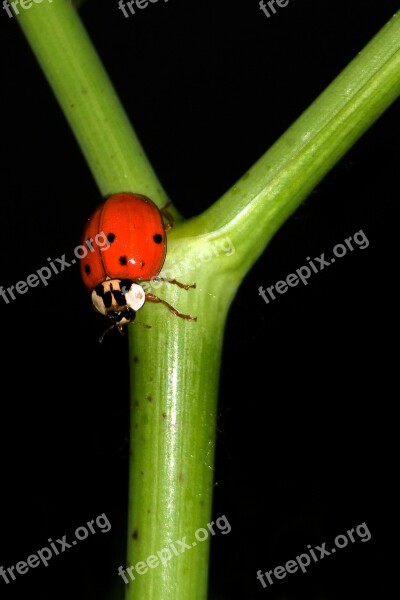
131,529 -> 139,540
147,395 -> 152,402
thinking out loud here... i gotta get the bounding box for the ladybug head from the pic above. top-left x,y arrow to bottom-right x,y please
91,279 -> 146,340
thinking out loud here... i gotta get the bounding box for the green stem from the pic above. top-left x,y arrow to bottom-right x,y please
127,288 -> 229,600
15,4 -> 400,600
182,11 -> 400,279
16,0 -> 169,207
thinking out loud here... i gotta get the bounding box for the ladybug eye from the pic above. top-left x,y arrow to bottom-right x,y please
153,234 -> 163,244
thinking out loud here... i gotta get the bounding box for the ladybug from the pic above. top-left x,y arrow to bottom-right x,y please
80,192 -> 196,340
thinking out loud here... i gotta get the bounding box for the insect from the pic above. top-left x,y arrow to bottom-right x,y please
80,192 -> 196,341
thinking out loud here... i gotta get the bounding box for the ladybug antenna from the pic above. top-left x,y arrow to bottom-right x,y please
98,323 -> 118,344
98,321 -> 151,343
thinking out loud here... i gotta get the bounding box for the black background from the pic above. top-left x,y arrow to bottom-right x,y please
0,1 -> 397,599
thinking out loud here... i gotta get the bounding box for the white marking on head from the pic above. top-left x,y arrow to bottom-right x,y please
125,283 -> 146,312
91,289 -> 107,315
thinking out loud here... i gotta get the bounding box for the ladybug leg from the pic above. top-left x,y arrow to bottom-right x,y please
160,200 -> 174,231
145,293 -> 197,321
152,276 -> 196,290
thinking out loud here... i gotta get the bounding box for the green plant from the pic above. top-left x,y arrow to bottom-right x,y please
14,2 -> 400,599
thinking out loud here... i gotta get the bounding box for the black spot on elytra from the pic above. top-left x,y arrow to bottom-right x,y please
107,233 -> 116,243
132,529 -> 139,540
84,264 -> 91,275
140,260 -> 146,268
153,233 -> 163,244
119,256 -> 127,266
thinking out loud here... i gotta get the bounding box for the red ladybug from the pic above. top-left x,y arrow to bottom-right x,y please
80,192 -> 196,340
